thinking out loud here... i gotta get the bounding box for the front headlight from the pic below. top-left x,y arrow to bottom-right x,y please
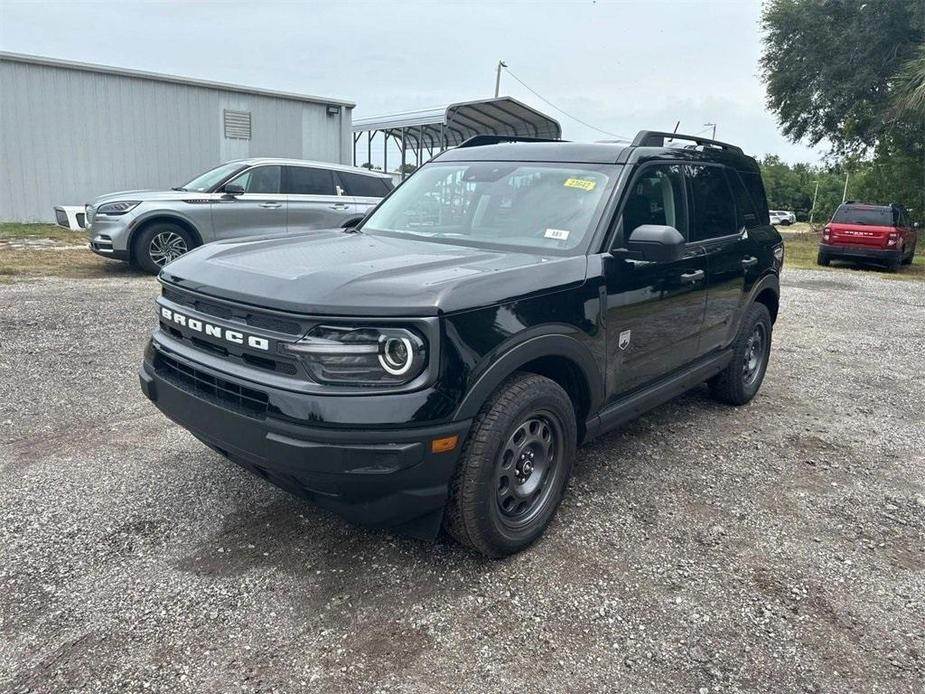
283,325 -> 426,386
97,201 -> 141,216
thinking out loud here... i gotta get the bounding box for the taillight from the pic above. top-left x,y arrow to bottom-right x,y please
822,226 -> 831,242
887,232 -> 898,247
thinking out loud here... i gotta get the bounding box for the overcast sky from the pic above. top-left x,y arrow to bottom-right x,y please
0,0 -> 824,164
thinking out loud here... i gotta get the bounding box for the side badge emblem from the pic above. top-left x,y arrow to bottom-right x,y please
619,329 -> 631,351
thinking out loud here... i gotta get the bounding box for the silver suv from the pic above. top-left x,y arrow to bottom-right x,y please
86,158 -> 393,273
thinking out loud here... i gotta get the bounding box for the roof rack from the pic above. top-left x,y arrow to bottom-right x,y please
457,134 -> 564,148
631,130 -> 743,155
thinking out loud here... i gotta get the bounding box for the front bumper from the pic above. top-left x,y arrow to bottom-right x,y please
86,214 -> 133,260
140,342 -> 471,540
819,244 -> 902,265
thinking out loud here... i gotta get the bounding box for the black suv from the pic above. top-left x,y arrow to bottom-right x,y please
140,131 -> 782,557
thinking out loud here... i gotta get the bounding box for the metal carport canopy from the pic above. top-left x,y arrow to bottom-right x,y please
352,97 -> 561,150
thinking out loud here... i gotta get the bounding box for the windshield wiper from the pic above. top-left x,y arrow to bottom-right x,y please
171,186 -> 187,192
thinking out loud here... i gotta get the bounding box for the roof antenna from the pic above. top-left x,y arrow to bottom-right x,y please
669,120 -> 680,143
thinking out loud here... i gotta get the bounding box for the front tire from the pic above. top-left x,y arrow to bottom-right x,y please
816,252 -> 830,267
134,222 -> 195,274
445,373 -> 577,558
708,303 -> 772,406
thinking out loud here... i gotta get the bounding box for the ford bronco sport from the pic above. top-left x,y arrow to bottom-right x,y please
140,131 -> 782,557
817,202 -> 918,271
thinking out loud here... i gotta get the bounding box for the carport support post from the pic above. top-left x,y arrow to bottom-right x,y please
368,132 -> 372,170
400,128 -> 406,180
418,125 -> 424,167
383,131 -> 388,174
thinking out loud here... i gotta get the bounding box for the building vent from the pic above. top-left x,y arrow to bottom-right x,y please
223,110 -> 252,140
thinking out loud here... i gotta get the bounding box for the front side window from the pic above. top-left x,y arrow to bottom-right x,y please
361,162 -> 617,254
179,162 -> 246,192
229,166 -> 282,194
687,165 -> 737,241
285,166 -> 335,195
620,164 -> 688,240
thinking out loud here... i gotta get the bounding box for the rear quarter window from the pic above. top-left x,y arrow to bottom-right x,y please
738,171 -> 771,226
339,172 -> 392,198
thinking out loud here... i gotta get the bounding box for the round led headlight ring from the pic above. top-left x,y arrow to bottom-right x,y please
379,336 -> 413,375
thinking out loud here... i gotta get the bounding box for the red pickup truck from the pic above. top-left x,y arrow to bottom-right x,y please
818,203 -> 918,272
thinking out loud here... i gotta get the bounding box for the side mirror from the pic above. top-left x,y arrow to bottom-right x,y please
618,224 -> 686,263
222,183 -> 245,196
341,217 -> 362,229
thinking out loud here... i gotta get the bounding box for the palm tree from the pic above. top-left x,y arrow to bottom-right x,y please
893,44 -> 925,119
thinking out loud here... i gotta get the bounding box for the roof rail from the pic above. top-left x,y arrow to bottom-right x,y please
457,134 -> 563,148
631,130 -> 743,155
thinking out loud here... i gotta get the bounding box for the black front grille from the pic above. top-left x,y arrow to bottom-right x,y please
162,287 -> 301,334
155,353 -> 268,418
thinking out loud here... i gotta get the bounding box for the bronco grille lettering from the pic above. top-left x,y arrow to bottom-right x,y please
160,306 -> 270,351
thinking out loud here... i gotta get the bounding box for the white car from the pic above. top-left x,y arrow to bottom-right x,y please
769,210 -> 796,226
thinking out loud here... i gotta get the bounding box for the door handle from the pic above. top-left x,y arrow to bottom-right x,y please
329,203 -> 350,210
259,202 -> 282,209
741,256 -> 758,268
680,269 -> 705,284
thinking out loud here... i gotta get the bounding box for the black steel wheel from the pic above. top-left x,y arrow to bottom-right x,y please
445,372 -> 577,558
708,302 -> 772,406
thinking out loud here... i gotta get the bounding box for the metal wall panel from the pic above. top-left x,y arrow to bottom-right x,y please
0,58 -> 353,222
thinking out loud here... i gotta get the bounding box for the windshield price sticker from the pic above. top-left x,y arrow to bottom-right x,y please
544,228 -> 570,240
564,177 -> 597,191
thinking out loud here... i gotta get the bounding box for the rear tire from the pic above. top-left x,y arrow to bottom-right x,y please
816,252 -> 830,267
708,303 -> 772,406
444,373 -> 577,558
901,247 -> 914,265
134,222 -> 195,274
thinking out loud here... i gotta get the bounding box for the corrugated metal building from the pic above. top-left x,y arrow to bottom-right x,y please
0,52 -> 355,222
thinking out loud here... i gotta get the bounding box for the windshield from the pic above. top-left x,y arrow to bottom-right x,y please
179,162 -> 247,192
361,162 -> 618,254
831,205 -> 893,226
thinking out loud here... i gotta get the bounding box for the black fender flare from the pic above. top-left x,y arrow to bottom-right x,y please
746,271 -> 780,320
452,329 -> 604,422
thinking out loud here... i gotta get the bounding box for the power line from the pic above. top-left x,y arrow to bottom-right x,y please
501,66 -> 630,141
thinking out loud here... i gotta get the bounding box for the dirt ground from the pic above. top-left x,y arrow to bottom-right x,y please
0,268 -> 923,693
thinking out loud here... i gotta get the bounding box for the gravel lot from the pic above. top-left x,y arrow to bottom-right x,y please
1,269 -> 923,693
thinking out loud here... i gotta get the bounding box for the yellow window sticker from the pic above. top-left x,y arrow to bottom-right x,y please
564,177 -> 597,191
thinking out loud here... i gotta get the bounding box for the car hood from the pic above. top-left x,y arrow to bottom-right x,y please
90,189 -> 208,205
160,230 -> 589,316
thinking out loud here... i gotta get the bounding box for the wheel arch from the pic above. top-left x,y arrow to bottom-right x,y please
453,333 -> 603,442
747,272 -> 780,325
129,215 -> 203,263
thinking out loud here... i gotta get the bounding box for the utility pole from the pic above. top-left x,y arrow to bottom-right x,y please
704,122 -> 716,140
809,180 -> 820,225
494,60 -> 507,98
842,171 -> 850,203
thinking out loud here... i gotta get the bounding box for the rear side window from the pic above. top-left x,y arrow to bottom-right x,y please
725,169 -> 761,229
339,171 -> 392,198
831,205 -> 893,226
738,171 -> 771,226
285,166 -> 336,195
686,165 -> 737,241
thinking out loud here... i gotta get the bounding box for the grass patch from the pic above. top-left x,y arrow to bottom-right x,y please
0,222 -> 85,244
0,247 -> 148,281
783,232 -> 924,281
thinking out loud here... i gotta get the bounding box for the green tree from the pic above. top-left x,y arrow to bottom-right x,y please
893,43 -> 925,119
761,0 -> 924,154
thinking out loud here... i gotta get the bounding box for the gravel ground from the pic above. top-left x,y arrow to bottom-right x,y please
0,269 -> 923,693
